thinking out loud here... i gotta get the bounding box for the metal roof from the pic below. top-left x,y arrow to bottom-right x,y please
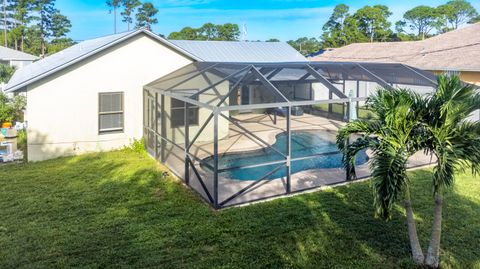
5,29 -> 306,92
0,46 -> 38,61
5,29 -> 202,92
170,40 -> 307,63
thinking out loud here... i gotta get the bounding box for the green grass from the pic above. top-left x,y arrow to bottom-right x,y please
0,150 -> 479,268
311,104 -> 375,119
313,103 -> 345,115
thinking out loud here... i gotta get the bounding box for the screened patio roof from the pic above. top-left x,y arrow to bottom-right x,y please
144,61 -> 438,111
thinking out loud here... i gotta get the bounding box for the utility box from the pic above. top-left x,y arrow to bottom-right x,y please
0,128 -> 17,138
0,128 -> 20,163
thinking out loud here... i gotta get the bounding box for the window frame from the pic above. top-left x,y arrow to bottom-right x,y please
170,89 -> 200,128
98,92 -> 125,134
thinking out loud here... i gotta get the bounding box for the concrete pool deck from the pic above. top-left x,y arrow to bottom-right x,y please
164,113 -> 435,207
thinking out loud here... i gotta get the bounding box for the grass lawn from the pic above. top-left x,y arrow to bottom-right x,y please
1,150 -> 479,268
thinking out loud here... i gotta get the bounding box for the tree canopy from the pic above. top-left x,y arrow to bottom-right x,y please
437,0 -> 478,30
287,37 -> 321,55
135,2 -> 158,30
403,5 -> 440,39
319,0 -> 478,51
354,5 -> 393,42
168,23 -> 240,41
1,0 -> 73,56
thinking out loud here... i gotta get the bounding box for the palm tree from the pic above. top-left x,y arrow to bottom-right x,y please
337,75 -> 480,268
337,88 -> 427,265
421,75 -> 480,268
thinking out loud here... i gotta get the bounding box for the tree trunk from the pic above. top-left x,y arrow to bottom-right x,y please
425,194 -> 443,268
114,7 -> 117,34
13,20 -> 17,50
3,0 -> 6,47
404,189 -> 425,266
41,28 -> 45,56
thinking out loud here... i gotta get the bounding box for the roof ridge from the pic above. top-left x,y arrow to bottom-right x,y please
170,39 -> 290,44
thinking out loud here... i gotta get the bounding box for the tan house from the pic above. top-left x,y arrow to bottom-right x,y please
310,23 -> 480,86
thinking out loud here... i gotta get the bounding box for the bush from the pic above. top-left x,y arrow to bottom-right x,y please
0,91 -> 26,123
0,64 -> 15,84
123,138 -> 146,154
17,129 -> 27,161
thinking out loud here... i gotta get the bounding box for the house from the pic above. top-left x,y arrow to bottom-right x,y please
0,46 -> 38,69
309,23 -> 480,86
3,28 -> 440,206
4,29 -> 306,161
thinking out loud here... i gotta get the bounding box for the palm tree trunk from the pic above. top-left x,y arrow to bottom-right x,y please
425,194 -> 443,268
404,188 -> 425,265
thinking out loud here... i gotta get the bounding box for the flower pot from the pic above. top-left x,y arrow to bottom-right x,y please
1,122 -> 12,128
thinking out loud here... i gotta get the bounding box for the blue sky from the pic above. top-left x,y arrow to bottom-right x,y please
56,0 -> 480,42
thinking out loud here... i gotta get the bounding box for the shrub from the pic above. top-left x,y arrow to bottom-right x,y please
123,138 -> 146,154
17,129 -> 27,161
0,64 -> 15,84
0,92 -> 26,123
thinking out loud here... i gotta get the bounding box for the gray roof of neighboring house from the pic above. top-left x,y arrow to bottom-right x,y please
5,29 -> 306,92
310,23 -> 480,72
170,40 -> 307,63
0,46 -> 38,61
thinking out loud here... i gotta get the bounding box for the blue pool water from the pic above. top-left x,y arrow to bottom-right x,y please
202,130 -> 368,181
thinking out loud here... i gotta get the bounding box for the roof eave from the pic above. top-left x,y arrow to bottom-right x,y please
425,67 -> 480,73
2,57 -> 38,61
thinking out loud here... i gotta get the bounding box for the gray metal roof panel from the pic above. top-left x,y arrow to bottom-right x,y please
4,31 -> 306,92
169,40 -> 307,63
0,46 -> 38,61
5,29 -> 201,92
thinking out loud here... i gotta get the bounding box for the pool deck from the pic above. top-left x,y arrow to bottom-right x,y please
190,113 -> 344,159
180,113 -> 435,207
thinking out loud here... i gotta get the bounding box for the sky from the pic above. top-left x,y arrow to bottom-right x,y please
56,0 -> 480,42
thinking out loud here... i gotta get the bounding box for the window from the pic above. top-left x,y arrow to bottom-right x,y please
99,92 -> 124,133
170,90 -> 199,128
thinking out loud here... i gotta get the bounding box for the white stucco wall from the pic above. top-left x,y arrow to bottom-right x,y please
25,33 -> 193,161
162,77 -> 231,145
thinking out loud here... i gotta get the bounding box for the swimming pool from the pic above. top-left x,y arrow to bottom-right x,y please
202,130 -> 368,181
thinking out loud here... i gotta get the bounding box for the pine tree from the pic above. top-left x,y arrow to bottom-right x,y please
135,2 -> 157,30
33,0 -> 56,55
121,0 -> 140,31
2,0 -> 7,47
106,0 -> 121,34
8,0 -> 35,51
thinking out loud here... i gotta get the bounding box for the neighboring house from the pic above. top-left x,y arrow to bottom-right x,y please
4,29 -> 306,161
0,46 -> 38,69
310,23 -> 480,86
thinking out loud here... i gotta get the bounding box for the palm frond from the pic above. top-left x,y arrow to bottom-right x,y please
371,144 -> 410,219
424,75 -> 480,195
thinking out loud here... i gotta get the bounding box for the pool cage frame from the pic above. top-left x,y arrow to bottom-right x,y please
144,61 -> 437,208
